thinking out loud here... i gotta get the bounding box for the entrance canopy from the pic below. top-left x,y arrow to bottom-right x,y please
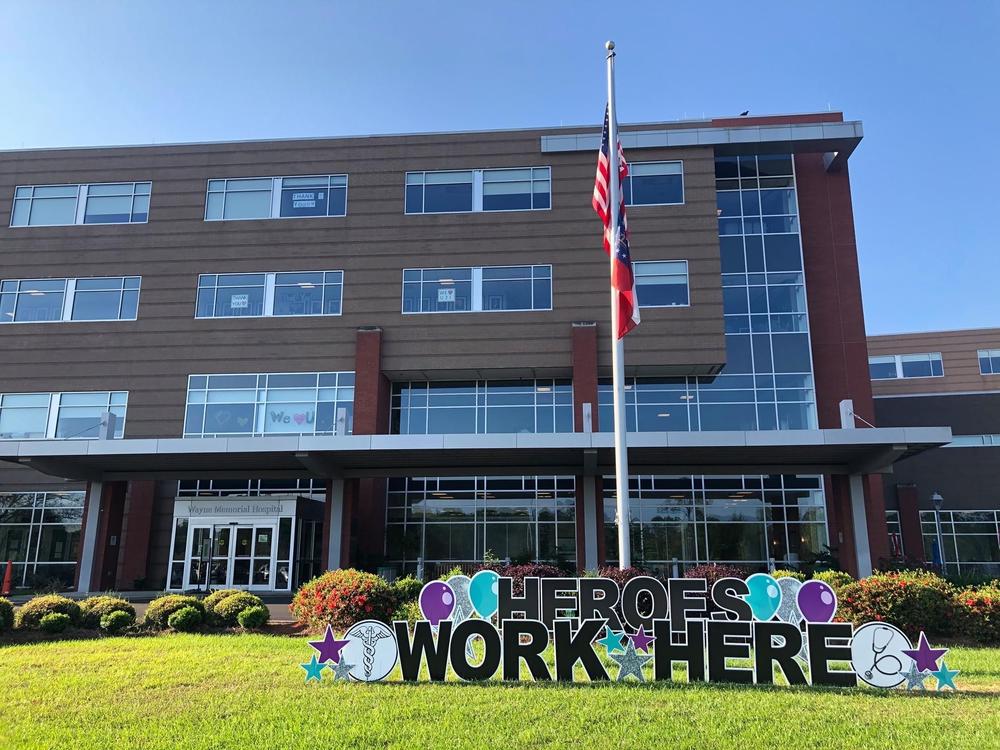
1,427 -> 952,481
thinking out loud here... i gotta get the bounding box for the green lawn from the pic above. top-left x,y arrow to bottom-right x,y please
1,634 -> 998,749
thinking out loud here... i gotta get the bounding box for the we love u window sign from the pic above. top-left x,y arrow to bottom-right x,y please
298,572 -> 959,691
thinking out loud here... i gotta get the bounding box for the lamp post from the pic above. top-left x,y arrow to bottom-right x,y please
931,491 -> 945,572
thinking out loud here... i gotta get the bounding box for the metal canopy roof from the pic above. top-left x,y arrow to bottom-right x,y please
0,427 -> 951,482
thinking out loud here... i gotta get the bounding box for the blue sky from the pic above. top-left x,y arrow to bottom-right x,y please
1,1 -> 996,334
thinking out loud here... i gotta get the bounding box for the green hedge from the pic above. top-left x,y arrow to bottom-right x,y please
80,596 -> 136,629
15,595 -> 81,630
213,592 -> 265,627
837,570 -> 956,638
144,595 -> 205,630
167,606 -> 202,632
0,597 -> 14,631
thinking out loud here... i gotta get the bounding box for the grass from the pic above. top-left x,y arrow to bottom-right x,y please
1,634 -> 998,749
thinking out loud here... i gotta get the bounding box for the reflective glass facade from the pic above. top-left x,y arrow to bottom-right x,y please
922,510 -> 1000,576
602,475 -> 828,572
384,476 -> 577,573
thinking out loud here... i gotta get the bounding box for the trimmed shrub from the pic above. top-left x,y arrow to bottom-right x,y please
40,612 -> 71,634
237,605 -> 270,630
144,594 -> 205,629
100,609 -> 135,634
683,563 -> 751,588
14,595 -> 81,630
812,569 -> 854,594
167,605 -> 203,632
954,586 -> 1000,645
392,575 -> 423,604
213,592 -> 265,627
79,596 -> 136,629
392,599 -> 422,625
0,597 -> 14,631
291,569 -> 398,630
837,570 -> 956,638
772,569 -> 806,582
203,589 -> 242,621
596,566 -> 651,587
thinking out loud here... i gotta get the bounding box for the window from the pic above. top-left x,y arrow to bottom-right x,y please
0,491 -> 84,589
402,265 -> 551,313
624,161 -> 684,206
868,352 -> 944,380
0,391 -> 127,440
392,380 -> 573,435
0,277 -> 140,323
603,474 -> 827,570
183,372 -> 354,437
405,167 -> 550,214
978,349 -> 1000,375
921,510 -> 1000,575
196,271 -> 343,318
384,476 -> 576,570
204,175 -> 347,221
11,182 -> 151,226
634,260 -> 689,307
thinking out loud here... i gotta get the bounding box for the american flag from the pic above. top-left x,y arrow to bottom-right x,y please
592,105 -> 640,339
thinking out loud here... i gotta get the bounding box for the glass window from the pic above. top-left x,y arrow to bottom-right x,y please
978,349 -> 1000,375
0,277 -> 139,324
624,161 -> 684,206
195,271 -> 342,318
0,491 -> 84,590
634,260 -> 688,307
11,183 -> 150,226
868,353 -> 944,380
84,183 -> 151,223
184,371 -> 354,437
0,391 -> 126,440
205,175 -> 347,221
405,168 -> 550,214
402,265 -> 550,313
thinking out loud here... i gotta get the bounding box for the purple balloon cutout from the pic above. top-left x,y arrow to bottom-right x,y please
419,581 -> 456,625
797,580 -> 837,623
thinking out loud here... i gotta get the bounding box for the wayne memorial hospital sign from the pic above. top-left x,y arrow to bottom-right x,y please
298,573 -> 960,691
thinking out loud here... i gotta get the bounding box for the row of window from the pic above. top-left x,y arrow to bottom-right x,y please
9,162 -> 685,227
0,491 -> 83,589
2,262 -> 690,323
869,349 -> 1000,380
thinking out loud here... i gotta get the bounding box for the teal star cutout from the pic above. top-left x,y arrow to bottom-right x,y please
931,660 -> 959,691
597,625 -> 626,655
329,658 -> 355,682
301,654 -> 326,683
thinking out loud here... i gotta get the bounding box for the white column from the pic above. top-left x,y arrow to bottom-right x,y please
848,473 -> 873,577
76,481 -> 103,593
325,478 -> 345,570
583,476 -> 598,570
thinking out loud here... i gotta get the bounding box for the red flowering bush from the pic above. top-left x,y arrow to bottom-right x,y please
954,586 -> 1000,645
836,570 -> 956,638
478,563 -> 562,596
290,569 -> 398,631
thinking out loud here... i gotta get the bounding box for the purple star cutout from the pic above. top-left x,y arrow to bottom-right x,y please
308,625 -> 350,664
902,631 -> 948,673
629,625 -> 655,653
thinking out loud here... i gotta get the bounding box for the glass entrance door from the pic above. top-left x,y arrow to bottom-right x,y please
186,523 -> 276,591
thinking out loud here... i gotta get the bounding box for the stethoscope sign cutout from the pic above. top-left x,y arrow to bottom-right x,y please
850,622 -> 913,688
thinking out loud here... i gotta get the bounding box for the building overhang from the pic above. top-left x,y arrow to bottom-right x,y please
541,120 -> 863,172
0,427 -> 951,482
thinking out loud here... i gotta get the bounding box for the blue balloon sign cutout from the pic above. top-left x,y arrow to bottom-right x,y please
469,569 -> 500,618
745,573 -> 782,621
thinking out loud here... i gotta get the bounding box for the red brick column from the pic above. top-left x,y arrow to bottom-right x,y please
116,481 -> 156,590
353,327 -> 391,568
77,481 -> 127,592
896,484 -> 925,562
796,151 -> 890,570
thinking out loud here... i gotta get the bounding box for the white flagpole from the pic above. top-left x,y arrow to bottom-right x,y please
606,40 -> 631,569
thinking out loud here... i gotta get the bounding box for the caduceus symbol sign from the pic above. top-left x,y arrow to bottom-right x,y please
357,624 -> 390,680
